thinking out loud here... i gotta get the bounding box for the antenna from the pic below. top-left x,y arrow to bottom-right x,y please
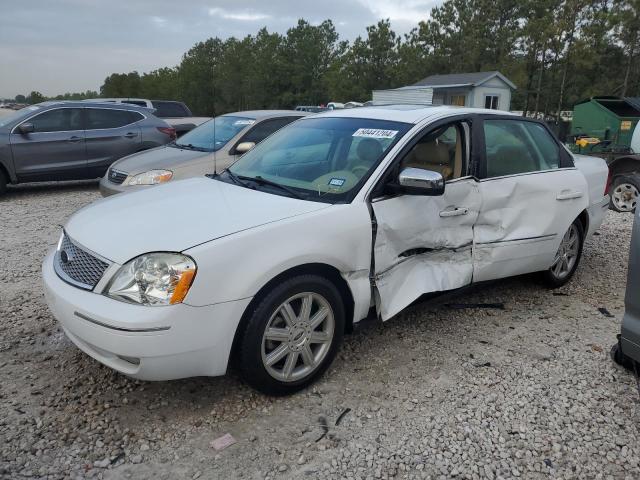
211,60 -> 217,176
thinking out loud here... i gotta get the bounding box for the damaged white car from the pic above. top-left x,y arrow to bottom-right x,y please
43,106 -> 610,395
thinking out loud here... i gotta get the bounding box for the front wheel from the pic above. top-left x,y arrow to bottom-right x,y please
237,275 -> 345,395
0,169 -> 6,196
542,219 -> 584,288
610,175 -> 640,213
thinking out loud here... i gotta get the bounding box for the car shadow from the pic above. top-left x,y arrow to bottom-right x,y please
2,180 -> 99,199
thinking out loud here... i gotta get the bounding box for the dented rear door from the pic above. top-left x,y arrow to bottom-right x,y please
473,117 -> 588,282
371,180 -> 480,319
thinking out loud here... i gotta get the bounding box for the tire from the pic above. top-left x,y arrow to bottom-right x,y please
610,342 -> 636,372
542,219 -> 584,288
609,175 -> 640,213
0,169 -> 6,196
237,274 -> 345,395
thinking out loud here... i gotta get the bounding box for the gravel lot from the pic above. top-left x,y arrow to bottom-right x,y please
1,181 -> 638,480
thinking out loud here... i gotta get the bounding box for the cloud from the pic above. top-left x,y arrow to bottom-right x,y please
151,16 -> 168,27
359,0 -> 434,23
208,7 -> 271,22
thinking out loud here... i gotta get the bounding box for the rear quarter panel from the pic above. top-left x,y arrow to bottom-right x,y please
141,116 -> 172,148
573,153 -> 609,237
573,154 -> 608,206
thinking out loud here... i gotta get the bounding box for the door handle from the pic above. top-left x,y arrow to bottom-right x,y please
67,136 -> 82,143
439,207 -> 469,217
124,132 -> 138,139
556,191 -> 583,200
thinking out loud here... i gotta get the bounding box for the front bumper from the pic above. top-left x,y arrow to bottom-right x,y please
42,250 -> 251,380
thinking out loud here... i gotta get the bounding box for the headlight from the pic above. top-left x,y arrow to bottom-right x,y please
124,170 -> 173,186
106,253 -> 196,306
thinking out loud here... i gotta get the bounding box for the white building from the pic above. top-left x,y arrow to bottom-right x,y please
372,71 -> 516,111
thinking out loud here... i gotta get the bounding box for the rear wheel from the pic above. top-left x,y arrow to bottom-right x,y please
237,275 -> 345,395
610,175 -> 640,213
542,219 -> 584,288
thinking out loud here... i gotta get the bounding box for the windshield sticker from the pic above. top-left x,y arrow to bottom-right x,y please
233,119 -> 255,126
352,128 -> 398,139
328,178 -> 346,187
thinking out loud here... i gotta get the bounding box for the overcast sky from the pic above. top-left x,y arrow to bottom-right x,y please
0,0 -> 438,99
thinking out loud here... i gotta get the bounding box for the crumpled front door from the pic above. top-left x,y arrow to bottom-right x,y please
371,179 -> 481,320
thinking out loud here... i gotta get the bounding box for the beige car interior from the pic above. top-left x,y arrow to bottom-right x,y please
401,124 -> 464,180
312,137 -> 384,191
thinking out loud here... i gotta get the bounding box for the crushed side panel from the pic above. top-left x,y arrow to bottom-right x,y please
371,180 -> 480,320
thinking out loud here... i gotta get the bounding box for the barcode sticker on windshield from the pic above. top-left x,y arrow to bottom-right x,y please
353,128 -> 398,139
233,120 -> 255,126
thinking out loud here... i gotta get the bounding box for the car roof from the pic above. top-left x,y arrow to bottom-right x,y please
222,110 -> 309,120
35,100 -> 152,112
310,105 -> 518,124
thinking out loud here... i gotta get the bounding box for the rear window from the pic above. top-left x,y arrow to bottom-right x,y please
151,101 -> 191,118
122,100 -> 147,107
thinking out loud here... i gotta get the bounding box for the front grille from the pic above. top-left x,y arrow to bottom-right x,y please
54,234 -> 110,290
108,168 -> 128,185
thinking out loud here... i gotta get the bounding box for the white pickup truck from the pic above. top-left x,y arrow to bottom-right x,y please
88,98 -> 210,137
43,106 -> 609,395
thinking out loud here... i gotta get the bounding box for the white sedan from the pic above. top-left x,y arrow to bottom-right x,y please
43,106 -> 610,395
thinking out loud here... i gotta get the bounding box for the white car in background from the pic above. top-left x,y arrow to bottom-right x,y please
43,105 -> 609,395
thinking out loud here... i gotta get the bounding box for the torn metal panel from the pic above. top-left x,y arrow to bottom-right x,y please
372,179 -> 480,320
473,169 -> 589,282
375,247 -> 473,319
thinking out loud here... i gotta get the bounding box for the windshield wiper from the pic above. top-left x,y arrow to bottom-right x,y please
237,175 -> 304,200
175,143 -> 207,152
225,170 -> 251,188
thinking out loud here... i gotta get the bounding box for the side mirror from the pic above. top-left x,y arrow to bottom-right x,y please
398,167 -> 445,196
18,123 -> 34,134
235,142 -> 255,154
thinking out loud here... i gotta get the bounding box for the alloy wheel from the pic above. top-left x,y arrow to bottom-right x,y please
261,292 -> 335,382
550,224 -> 580,280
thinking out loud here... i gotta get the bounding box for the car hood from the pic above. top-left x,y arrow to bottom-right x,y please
65,177 -> 330,264
111,145 -> 222,176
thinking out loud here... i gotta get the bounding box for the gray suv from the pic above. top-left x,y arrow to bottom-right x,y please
613,207 -> 640,369
0,101 -> 175,195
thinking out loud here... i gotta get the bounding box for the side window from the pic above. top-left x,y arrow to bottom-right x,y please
484,119 -> 559,178
26,108 -> 83,133
151,101 -> 190,118
484,95 -> 499,110
86,109 -> 139,129
400,122 -> 467,181
240,117 -> 298,145
521,122 -> 560,170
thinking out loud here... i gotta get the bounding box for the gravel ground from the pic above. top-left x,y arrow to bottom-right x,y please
1,181 -> 638,480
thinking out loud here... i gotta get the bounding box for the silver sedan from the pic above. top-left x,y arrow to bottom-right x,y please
99,110 -> 307,196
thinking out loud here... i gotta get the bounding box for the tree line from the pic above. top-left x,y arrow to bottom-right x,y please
15,0 -> 640,119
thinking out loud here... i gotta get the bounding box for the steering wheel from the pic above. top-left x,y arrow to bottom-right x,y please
351,165 -> 370,178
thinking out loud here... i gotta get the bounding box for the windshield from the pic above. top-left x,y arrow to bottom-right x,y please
0,105 -> 43,128
173,115 -> 254,152
224,117 -> 411,203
